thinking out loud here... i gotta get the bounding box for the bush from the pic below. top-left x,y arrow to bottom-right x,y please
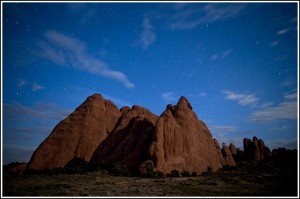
181,170 -> 190,177
170,169 -> 180,177
109,162 -> 130,176
191,171 -> 197,177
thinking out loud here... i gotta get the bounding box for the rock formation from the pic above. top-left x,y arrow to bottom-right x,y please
27,93 -> 241,174
229,143 -> 237,156
243,136 -> 272,161
27,94 -> 121,170
148,96 -> 223,174
214,139 -> 226,166
221,143 -> 236,167
90,105 -> 158,171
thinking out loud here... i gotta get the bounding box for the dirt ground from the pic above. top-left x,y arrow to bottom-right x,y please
2,158 -> 298,196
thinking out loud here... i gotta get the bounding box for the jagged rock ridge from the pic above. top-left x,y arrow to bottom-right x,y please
26,93 -> 272,174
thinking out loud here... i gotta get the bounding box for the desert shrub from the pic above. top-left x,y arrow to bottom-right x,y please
63,158 -> 87,174
170,169 -> 180,177
155,171 -> 165,178
181,170 -> 190,177
191,171 -> 197,177
87,160 -> 106,172
207,166 -> 212,172
109,162 -> 130,176
140,160 -> 156,178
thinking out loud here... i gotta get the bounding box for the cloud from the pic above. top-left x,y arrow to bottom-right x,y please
276,28 -> 290,35
249,91 -> 297,122
17,79 -> 27,87
169,4 -> 246,30
270,41 -> 279,47
198,92 -> 207,97
32,82 -> 44,91
222,49 -> 233,58
139,18 -> 156,49
3,101 -> 71,121
281,79 -> 295,88
209,125 -> 237,132
67,4 -> 96,25
222,90 -> 258,106
161,92 -> 177,101
38,30 -> 134,89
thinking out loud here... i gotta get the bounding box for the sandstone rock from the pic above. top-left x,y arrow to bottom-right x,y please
214,139 -> 226,166
258,139 -> 265,159
243,136 -> 271,161
149,96 -> 223,174
252,136 -> 261,160
221,143 -> 236,167
27,94 -> 121,170
236,148 -> 244,161
229,143 -> 237,156
90,106 -> 158,171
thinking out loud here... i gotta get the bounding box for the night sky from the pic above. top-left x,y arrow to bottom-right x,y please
2,2 -> 298,164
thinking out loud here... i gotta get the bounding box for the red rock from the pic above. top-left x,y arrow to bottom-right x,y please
149,96 -> 223,174
90,106 -> 158,171
27,94 -> 121,170
221,143 -> 236,167
214,139 -> 226,166
229,143 -> 237,156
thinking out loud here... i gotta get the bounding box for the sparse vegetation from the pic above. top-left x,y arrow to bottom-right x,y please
3,152 -> 297,196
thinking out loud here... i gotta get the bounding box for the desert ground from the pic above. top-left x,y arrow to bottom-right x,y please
3,154 -> 298,197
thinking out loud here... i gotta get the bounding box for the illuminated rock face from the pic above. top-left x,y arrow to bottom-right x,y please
149,97 -> 223,174
27,94 -> 121,170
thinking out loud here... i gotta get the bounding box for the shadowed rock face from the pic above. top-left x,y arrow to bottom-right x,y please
90,106 -> 158,170
27,94 -> 121,170
149,96 -> 223,174
243,137 -> 272,161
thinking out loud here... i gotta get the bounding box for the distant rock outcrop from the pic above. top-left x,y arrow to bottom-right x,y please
27,94 -> 121,170
243,137 -> 272,161
221,143 -> 236,167
148,97 -> 223,174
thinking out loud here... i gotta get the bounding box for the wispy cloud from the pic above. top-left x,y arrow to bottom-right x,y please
222,49 -> 233,58
169,4 -> 246,30
32,82 -> 44,91
67,4 -> 96,25
139,18 -> 156,49
249,91 -> 297,122
209,125 -> 237,132
281,79 -> 295,88
198,92 -> 207,97
276,28 -> 290,35
38,30 -> 134,89
270,41 -> 279,47
222,90 -> 258,106
161,92 -> 177,101
17,79 -> 27,87
4,101 -> 71,121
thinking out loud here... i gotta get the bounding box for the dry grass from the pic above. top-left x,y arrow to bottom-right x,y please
3,157 -> 298,196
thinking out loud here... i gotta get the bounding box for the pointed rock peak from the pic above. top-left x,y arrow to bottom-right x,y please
86,93 -> 104,103
120,106 -> 130,115
177,96 -> 192,110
